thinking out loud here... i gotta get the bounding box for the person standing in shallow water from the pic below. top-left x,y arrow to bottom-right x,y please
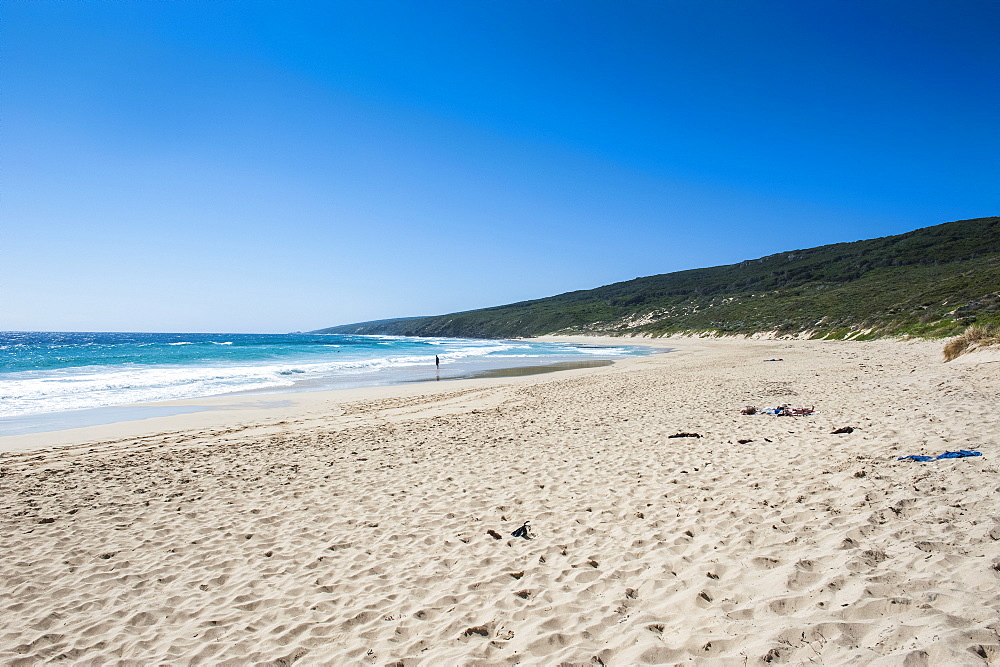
435,355 -> 440,369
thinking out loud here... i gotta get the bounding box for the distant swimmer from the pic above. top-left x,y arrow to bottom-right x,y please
435,355 -> 440,369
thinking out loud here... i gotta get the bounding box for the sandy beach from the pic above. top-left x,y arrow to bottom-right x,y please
2,335 -> 999,664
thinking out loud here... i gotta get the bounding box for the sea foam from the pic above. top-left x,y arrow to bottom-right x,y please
0,332 -> 650,420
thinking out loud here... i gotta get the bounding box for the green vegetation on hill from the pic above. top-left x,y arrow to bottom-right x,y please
315,217 -> 1000,339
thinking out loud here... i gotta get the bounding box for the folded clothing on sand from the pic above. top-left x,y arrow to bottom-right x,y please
897,450 -> 982,462
749,406 -> 815,416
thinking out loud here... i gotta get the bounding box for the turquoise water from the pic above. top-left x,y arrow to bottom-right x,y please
0,332 -> 650,423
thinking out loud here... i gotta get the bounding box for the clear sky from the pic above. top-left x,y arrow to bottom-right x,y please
4,0 -> 998,333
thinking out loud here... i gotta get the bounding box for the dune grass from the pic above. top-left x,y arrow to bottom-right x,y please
943,323 -> 1000,361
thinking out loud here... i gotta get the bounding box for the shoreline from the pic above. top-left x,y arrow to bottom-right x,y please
0,336 -> 669,453
0,336 -> 664,451
2,335 -> 998,663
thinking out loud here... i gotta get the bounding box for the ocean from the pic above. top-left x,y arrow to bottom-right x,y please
0,332 -> 652,433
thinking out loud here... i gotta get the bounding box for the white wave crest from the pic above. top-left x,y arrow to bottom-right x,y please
0,337 -> 647,419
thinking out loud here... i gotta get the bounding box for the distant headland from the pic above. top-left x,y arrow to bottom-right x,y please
315,217 -> 999,340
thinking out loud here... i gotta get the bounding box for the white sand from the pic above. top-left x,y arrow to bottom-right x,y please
1,336 -> 999,664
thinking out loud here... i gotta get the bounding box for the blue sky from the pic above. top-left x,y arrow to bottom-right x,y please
4,0 -> 998,332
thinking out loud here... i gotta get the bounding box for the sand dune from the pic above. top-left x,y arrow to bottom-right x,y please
1,336 -> 999,664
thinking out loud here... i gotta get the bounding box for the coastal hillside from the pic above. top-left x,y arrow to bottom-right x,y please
316,216 -> 1000,339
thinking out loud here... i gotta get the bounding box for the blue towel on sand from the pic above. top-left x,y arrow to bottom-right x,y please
897,450 -> 982,462
936,450 -> 982,459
